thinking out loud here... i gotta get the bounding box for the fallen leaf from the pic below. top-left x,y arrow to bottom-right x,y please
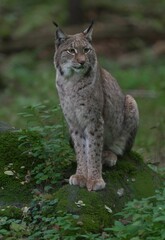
4,170 -> 14,176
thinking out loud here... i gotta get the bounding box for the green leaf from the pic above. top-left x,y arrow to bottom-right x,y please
0,229 -> 9,236
130,237 -> 141,240
10,222 -> 26,232
4,170 -> 14,176
153,216 -> 165,222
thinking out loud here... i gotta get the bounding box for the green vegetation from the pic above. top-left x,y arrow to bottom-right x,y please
1,53 -> 165,165
1,187 -> 165,239
1,0 -> 165,239
0,130 -> 36,204
1,0 -> 165,165
105,186 -> 165,240
0,110 -> 164,238
18,104 -> 74,188
0,104 -> 74,204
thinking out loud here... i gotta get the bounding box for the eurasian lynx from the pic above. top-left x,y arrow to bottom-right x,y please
54,22 -> 139,191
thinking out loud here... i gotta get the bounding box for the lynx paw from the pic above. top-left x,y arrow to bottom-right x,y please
69,174 -> 86,188
103,151 -> 117,167
87,178 -> 106,191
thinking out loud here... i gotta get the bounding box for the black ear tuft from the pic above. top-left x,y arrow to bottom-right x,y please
53,21 -> 59,28
53,21 -> 67,47
83,21 -> 94,42
84,21 -> 94,34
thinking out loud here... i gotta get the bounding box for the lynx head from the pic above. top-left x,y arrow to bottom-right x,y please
54,22 -> 97,77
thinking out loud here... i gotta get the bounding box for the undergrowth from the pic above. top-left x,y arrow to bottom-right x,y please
18,102 -> 74,190
0,102 -> 165,239
106,185 -> 165,240
0,186 -> 164,239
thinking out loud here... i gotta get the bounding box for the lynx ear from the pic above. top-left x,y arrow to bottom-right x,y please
53,21 -> 67,47
83,21 -> 94,42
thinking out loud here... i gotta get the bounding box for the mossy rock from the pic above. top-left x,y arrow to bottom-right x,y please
0,121 -> 15,132
53,152 -> 163,232
0,206 -> 22,219
0,124 -> 163,234
0,129 -> 39,206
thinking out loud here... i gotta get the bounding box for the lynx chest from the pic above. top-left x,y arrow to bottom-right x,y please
56,79 -> 86,126
56,77 -> 96,129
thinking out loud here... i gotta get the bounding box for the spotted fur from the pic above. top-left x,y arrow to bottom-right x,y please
54,23 -> 139,191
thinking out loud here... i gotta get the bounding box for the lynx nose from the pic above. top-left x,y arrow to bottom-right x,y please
79,59 -> 85,66
77,55 -> 86,66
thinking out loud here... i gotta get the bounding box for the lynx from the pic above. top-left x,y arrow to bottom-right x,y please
53,22 -> 139,191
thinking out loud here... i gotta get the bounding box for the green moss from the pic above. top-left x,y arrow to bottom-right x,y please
131,166 -> 160,199
0,206 -> 22,219
54,185 -> 113,232
0,131 -> 38,205
0,131 -> 163,234
53,151 -> 163,233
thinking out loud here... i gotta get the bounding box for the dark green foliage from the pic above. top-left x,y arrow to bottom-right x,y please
0,185 -> 165,239
53,152 -> 163,233
0,103 -> 73,204
0,1 -> 165,239
0,130 -> 38,204
0,103 -> 164,239
18,103 -> 74,188
106,186 -> 165,240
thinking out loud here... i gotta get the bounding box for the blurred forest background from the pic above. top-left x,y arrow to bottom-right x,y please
0,0 -> 165,166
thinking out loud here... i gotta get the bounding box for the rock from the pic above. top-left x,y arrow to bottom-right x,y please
53,152 -> 163,232
0,121 -> 15,132
0,129 -> 163,233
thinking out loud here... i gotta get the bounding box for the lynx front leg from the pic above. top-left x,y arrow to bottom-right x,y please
85,119 -> 106,191
69,129 -> 87,188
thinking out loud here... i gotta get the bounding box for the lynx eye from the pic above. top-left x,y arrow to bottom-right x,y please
67,48 -> 76,55
84,48 -> 90,54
